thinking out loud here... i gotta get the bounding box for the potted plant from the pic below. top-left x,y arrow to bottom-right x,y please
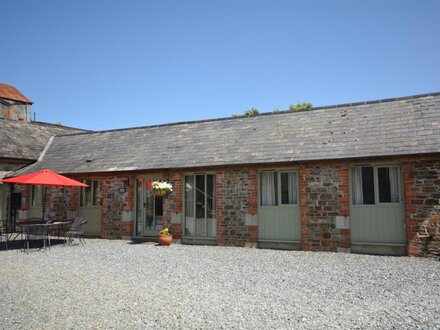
158,227 -> 173,246
151,180 -> 173,197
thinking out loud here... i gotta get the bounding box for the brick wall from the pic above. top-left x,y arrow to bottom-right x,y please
300,163 -> 350,252
404,160 -> 440,258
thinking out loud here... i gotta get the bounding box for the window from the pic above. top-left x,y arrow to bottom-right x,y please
260,170 -> 298,206
31,185 -> 43,207
260,172 -> 277,206
378,167 -> 400,203
80,180 -> 102,207
351,167 -> 375,205
352,166 -> 400,205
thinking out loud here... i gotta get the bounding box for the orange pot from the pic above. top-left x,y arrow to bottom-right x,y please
158,235 -> 173,246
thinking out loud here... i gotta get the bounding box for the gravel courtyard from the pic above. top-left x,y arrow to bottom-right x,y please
0,240 -> 439,329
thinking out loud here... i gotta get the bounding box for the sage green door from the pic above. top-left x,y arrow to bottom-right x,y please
78,179 -> 102,235
135,178 -> 164,236
350,165 -> 405,245
258,170 -> 301,242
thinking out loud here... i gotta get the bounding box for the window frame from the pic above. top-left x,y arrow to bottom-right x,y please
79,179 -> 102,207
30,185 -> 43,208
259,169 -> 299,207
350,164 -> 402,206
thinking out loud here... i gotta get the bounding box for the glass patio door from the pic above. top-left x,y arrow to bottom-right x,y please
184,174 -> 216,238
136,178 -> 163,236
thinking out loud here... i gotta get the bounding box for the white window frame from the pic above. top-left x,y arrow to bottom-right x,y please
259,169 -> 299,207
80,179 -> 102,207
30,185 -> 43,207
351,164 -> 402,206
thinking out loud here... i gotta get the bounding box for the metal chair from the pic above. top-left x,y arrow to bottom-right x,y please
0,220 -> 8,250
66,219 -> 88,246
68,217 -> 84,231
0,219 -> 20,250
23,224 -> 50,252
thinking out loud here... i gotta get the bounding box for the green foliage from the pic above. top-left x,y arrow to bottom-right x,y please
55,121 -> 63,126
289,102 -> 313,111
272,109 -> 281,113
244,108 -> 260,117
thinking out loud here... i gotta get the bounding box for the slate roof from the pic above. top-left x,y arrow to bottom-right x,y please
13,92 -> 440,175
0,119 -> 87,161
0,83 -> 33,104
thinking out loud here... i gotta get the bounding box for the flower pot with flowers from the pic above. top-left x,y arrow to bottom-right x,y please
152,180 -> 173,197
158,227 -> 173,246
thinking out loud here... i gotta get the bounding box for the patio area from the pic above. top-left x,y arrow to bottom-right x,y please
0,240 -> 439,329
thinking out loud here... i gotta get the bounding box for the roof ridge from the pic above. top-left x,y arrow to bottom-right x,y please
0,118 -> 88,131
53,90 -> 440,137
30,120 -> 89,132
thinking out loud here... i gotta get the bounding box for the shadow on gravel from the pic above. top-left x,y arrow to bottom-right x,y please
0,238 -> 70,252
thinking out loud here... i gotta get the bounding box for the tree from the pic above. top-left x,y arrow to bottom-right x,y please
289,102 -> 313,111
243,108 -> 260,116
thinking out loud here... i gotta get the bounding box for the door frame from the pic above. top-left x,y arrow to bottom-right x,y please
182,172 -> 216,242
349,162 -> 406,255
257,168 -> 301,249
135,177 -> 164,237
77,179 -> 102,236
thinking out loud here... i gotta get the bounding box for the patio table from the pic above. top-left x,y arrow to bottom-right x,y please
17,221 -> 72,251
16,222 -> 51,252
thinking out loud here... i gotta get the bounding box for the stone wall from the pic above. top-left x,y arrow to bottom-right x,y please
9,156 -> 437,258
404,160 -> 440,258
300,163 -> 350,252
102,175 -> 133,239
46,186 -> 77,220
216,168 -> 257,247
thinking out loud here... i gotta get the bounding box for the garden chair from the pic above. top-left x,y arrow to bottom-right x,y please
68,217 -> 84,231
0,219 -> 21,250
23,224 -> 50,252
0,220 -> 8,250
66,219 -> 88,246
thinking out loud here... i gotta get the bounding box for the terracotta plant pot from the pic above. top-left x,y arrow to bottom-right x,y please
158,235 -> 173,246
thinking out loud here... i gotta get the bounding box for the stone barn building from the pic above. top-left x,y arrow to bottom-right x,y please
5,91 -> 440,257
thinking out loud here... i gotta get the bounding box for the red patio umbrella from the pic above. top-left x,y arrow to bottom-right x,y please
1,169 -> 88,219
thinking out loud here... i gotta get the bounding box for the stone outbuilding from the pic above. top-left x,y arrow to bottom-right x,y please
0,83 -> 85,221
7,92 -> 440,258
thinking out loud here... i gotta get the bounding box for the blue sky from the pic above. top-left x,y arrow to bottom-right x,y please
1,0 -> 439,131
